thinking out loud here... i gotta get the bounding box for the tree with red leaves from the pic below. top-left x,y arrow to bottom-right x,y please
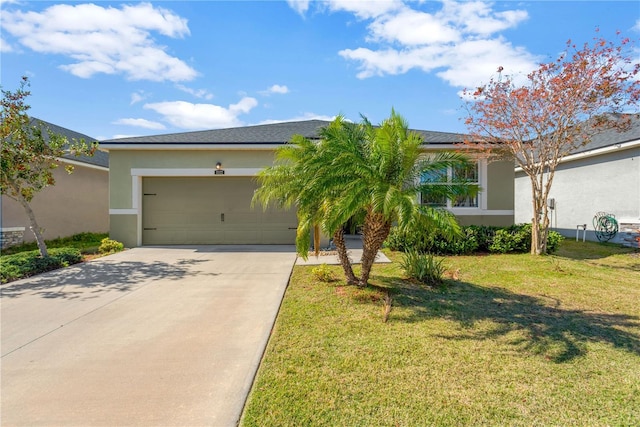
464,33 -> 640,255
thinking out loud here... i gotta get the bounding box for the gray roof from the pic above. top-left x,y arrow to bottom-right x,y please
100,119 -> 469,145
31,118 -> 109,168
571,113 -> 640,155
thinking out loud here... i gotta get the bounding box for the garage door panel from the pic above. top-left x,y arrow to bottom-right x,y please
224,212 -> 258,224
142,177 -> 296,245
262,230 -> 297,244
185,230 -> 225,244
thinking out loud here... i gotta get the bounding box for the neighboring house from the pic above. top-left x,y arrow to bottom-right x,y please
514,114 -> 640,247
100,120 -> 514,248
1,118 -> 109,248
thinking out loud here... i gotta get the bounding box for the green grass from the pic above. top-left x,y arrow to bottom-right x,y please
241,240 -> 640,426
1,232 -> 108,255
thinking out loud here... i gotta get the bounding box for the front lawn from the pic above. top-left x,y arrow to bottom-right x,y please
241,240 -> 640,426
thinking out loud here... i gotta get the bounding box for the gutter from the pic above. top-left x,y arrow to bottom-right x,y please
515,138 -> 640,173
58,157 -> 108,171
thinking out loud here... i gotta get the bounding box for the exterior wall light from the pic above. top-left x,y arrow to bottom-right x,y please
214,162 -> 225,175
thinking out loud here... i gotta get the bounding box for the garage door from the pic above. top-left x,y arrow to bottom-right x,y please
142,177 -> 297,245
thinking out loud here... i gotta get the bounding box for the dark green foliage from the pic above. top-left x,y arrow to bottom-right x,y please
386,223 -> 563,255
488,224 -> 532,253
546,230 -> 564,253
2,232 -> 107,255
400,250 -> 446,285
1,247 -> 83,283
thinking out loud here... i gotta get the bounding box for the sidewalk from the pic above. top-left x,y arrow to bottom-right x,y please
295,234 -> 391,265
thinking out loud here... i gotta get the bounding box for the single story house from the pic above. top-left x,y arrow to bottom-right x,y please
1,118 -> 109,248
100,120 -> 514,248
514,114 -> 640,247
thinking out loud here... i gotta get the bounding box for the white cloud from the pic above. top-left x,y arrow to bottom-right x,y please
0,36 -> 14,52
312,0 -> 536,89
634,18 -> 640,32
324,0 -> 403,20
367,8 -> 460,45
1,2 -> 197,81
130,91 -> 148,105
287,0 -> 311,16
112,118 -> 166,130
439,1 -> 528,36
144,97 -> 258,130
259,84 -> 290,95
176,84 -> 214,100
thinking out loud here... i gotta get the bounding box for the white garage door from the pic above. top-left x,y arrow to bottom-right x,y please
142,177 -> 297,245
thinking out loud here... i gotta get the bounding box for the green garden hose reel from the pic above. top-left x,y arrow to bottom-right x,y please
593,212 -> 618,242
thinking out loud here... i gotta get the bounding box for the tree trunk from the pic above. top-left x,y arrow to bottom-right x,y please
529,174 -> 547,255
14,189 -> 48,257
313,224 -> 321,257
529,166 -> 555,255
333,228 -> 357,285
359,210 -> 391,287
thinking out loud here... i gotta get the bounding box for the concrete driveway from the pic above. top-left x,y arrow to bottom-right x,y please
1,245 -> 297,427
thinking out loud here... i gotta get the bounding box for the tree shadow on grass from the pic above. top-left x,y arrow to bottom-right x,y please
374,276 -> 640,363
0,258 -> 218,300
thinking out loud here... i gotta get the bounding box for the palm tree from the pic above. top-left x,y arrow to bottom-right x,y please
253,130 -> 360,284
254,111 -> 479,287
317,112 -> 478,286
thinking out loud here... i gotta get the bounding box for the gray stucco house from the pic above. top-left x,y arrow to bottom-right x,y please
1,118 -> 109,248
514,114 -> 640,247
100,120 -> 515,248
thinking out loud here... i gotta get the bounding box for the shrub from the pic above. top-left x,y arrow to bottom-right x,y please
466,225 -> 497,252
2,232 -> 108,255
386,223 -> 563,255
98,238 -> 124,254
311,264 -> 337,282
385,225 -> 476,255
488,225 -> 530,253
547,230 -> 564,253
400,250 -> 446,286
0,248 -> 83,284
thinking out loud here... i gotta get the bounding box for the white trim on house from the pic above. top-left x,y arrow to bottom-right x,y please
449,209 -> 514,216
129,168 -> 261,177
57,157 -> 108,171
109,209 -> 137,215
0,226 -> 26,232
515,138 -> 640,172
418,144 -> 472,151
100,144 -> 284,151
101,143 -> 471,152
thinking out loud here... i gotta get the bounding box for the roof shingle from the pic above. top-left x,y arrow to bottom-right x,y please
31,118 -> 109,168
100,119 -> 470,145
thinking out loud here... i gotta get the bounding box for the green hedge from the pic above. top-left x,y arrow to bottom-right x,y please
1,232 -> 108,255
0,248 -> 83,284
385,223 -> 563,255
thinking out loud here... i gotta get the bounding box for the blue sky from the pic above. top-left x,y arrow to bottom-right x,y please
1,1 -> 639,140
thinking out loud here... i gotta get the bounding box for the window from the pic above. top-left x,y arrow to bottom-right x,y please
420,161 -> 479,208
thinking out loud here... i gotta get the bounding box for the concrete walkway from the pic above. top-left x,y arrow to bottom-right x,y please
1,246 -> 297,427
295,234 -> 391,265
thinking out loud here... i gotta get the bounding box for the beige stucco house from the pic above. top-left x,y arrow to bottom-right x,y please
100,120 -> 514,248
1,118 -> 109,248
